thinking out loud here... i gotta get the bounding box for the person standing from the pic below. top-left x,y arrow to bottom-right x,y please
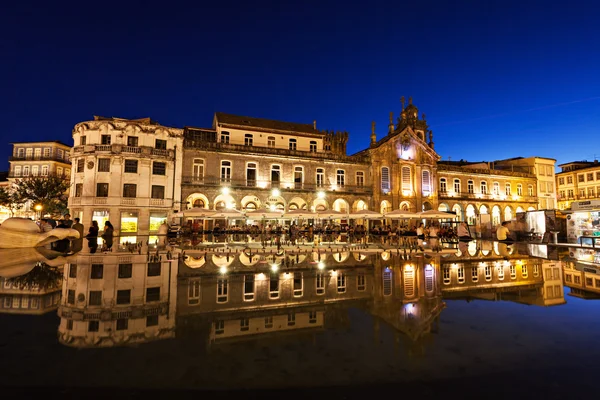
102,221 -> 114,251
86,221 -> 99,253
62,213 -> 73,228
71,217 -> 84,252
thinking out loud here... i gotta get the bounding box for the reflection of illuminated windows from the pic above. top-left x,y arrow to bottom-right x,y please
498,266 -> 504,280
521,264 -> 528,278
30,298 -> 39,309
457,266 -> 465,284
565,274 -> 572,283
585,277 -> 593,286
118,264 -> 132,279
120,212 -> 139,233
357,274 -> 366,291
316,273 -> 325,295
240,318 -> 250,331
265,316 -> 273,329
217,279 -> 228,303
383,269 -> 392,296
574,275 -> 581,284
146,315 -> 159,327
309,311 -> 317,324
293,272 -> 303,297
3,297 -> 12,308
404,268 -> 415,295
243,275 -> 255,301
425,267 -> 434,292
510,265 -> 516,279
215,320 -> 225,334
188,280 -> 201,305
287,313 -> 295,326
269,275 -> 279,299
337,273 -> 346,293
471,267 -> 478,282
443,267 -> 450,284
485,265 -> 492,281
116,319 -> 128,331
116,289 -> 131,305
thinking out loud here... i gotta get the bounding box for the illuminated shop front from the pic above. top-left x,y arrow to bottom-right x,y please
120,211 -> 139,244
566,200 -> 600,244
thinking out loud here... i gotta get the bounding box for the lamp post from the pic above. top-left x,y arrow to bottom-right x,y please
34,204 -> 42,220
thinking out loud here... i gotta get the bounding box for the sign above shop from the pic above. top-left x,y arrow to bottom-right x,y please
572,200 -> 600,211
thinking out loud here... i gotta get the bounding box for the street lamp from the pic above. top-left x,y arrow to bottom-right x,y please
271,188 -> 280,197
34,204 -> 42,219
317,191 -> 325,199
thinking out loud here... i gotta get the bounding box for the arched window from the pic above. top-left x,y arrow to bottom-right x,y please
193,199 -> 205,208
453,178 -> 461,194
422,170 -> 431,194
439,178 -> 447,193
505,183 -> 511,195
381,167 -> 390,192
480,181 -> 488,194
528,184 -> 534,196
401,166 -> 411,191
517,184 -> 523,196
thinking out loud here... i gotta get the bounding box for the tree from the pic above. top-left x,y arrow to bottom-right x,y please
13,175 -> 70,216
0,186 -> 24,217
6,262 -> 62,291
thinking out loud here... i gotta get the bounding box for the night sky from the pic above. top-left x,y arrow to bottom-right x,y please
3,0 -> 600,172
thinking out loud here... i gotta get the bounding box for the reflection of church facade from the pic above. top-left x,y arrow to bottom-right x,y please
68,98 -> 551,235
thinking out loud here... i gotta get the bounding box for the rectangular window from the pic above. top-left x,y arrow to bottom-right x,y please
271,165 -> 281,185
221,161 -> 232,183
336,170 -> 345,187
146,287 -> 160,302
309,311 -> 317,324
401,166 -> 411,191
485,265 -> 492,281
337,272 -> 346,293
467,180 -> 474,194
151,185 -> 165,199
98,158 -> 111,172
528,185 -> 534,196
215,320 -> 225,334
316,168 -> 324,188
316,273 -> 325,295
147,262 -> 161,277
155,139 -> 167,150
193,159 -> 204,180
574,275 -> 581,284
217,279 -> 228,303
69,264 -> 77,278
422,170 -> 431,193
493,182 -> 500,195
127,136 -> 138,147
265,316 -> 273,328
91,264 -> 104,279
67,289 -> 75,304
96,183 -> 109,197
123,184 -> 137,198
293,272 -> 303,297
443,267 -> 450,284
116,319 -> 128,331
74,183 -> 83,197
244,134 -> 253,146
353,171 -> 364,187
153,162 -> 166,175
440,179 -> 447,193
480,181 -> 488,194
89,290 -> 102,306
294,166 -> 304,189
269,274 -> 280,299
246,163 -> 257,187
383,269 -> 392,296
357,273 -> 366,291
77,159 -> 84,173
88,321 -> 99,332
116,290 -> 131,305
381,167 -> 390,191
101,135 -> 111,145
578,174 -> 585,183
124,160 -> 138,173
567,176 -> 573,184
118,263 -> 132,278
310,141 -> 317,152
498,266 -> 504,280
510,265 -> 516,279
240,318 -> 250,331
558,177 -> 564,185
588,187 -> 595,197
220,132 -> 230,144
457,266 -> 465,283
188,280 -> 201,305
267,136 -> 275,147
80,136 -> 87,145
289,138 -> 297,150
146,315 -> 159,327
244,274 -> 255,301
471,267 -> 479,282
505,183 -> 511,195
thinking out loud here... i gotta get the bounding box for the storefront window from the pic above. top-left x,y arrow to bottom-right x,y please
149,212 -> 167,232
121,212 -> 139,233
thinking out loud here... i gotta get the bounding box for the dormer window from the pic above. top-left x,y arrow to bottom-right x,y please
309,141 -> 317,152
220,131 -> 230,144
289,138 -> 297,150
267,136 -> 275,147
244,134 -> 253,146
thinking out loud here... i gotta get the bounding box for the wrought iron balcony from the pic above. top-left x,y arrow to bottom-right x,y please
72,144 -> 175,159
181,176 -> 372,194
9,155 -> 71,163
438,190 -> 538,203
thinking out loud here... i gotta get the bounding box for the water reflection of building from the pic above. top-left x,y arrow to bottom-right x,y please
0,264 -> 62,315
176,250 -> 374,346
57,250 -> 178,348
562,258 -> 600,299
440,241 -> 565,306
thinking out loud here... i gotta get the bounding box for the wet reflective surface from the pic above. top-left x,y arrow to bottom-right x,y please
1,238 -> 599,398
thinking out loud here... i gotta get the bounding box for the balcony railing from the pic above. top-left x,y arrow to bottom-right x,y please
182,176 -> 372,194
183,140 -> 370,164
69,197 -> 173,208
438,190 -> 538,203
73,144 -> 174,159
9,155 -> 70,163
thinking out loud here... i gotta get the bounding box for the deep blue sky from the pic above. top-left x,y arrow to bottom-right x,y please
3,0 -> 600,172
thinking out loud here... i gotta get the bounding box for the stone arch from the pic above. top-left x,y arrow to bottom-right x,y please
380,200 -> 392,214
479,204 -> 488,215
504,206 -> 513,222
352,199 -> 368,212
399,201 -> 412,211
186,193 -> 210,209
422,201 -> 433,211
527,206 -> 536,211
465,204 -> 477,225
241,195 -> 261,211
451,204 -> 463,221
312,198 -> 328,211
332,198 -> 349,213
265,195 -> 286,211
516,206 -> 525,214
491,205 -> 501,226
213,194 -> 236,210
438,203 -> 450,212
288,197 -> 307,211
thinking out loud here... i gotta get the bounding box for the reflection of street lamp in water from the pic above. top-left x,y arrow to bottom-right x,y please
34,204 -> 42,219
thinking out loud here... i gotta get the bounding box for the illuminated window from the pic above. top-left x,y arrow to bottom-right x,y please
457,266 -> 465,284
293,272 -> 303,297
497,266 -> 504,280
471,267 -> 479,282
269,274 -> 280,299
336,170 -> 345,188
401,166 -> 411,191
578,174 -> 585,183
316,273 -> 325,295
221,161 -> 231,183
493,182 -> 500,195
217,279 -> 228,303
528,185 -> 534,196
381,167 -> 390,191
521,264 -> 528,278
558,177 -> 564,185
244,274 -> 255,301
517,184 -> 523,196
443,267 -> 450,284
316,168 -> 324,188
439,178 -> 447,193
480,181 -> 487,194
485,265 -> 492,281
356,171 -> 365,187
510,265 -> 516,279
337,272 -> 346,293
383,269 -> 392,296
422,170 -> 431,193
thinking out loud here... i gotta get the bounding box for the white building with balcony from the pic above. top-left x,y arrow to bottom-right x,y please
69,117 -> 183,239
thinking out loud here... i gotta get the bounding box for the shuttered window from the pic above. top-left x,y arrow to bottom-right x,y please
381,167 -> 390,191
404,268 -> 414,297
383,269 -> 392,296
401,166 -> 411,191
422,170 -> 431,193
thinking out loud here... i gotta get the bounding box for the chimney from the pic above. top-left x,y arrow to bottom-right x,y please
313,120 -> 316,130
